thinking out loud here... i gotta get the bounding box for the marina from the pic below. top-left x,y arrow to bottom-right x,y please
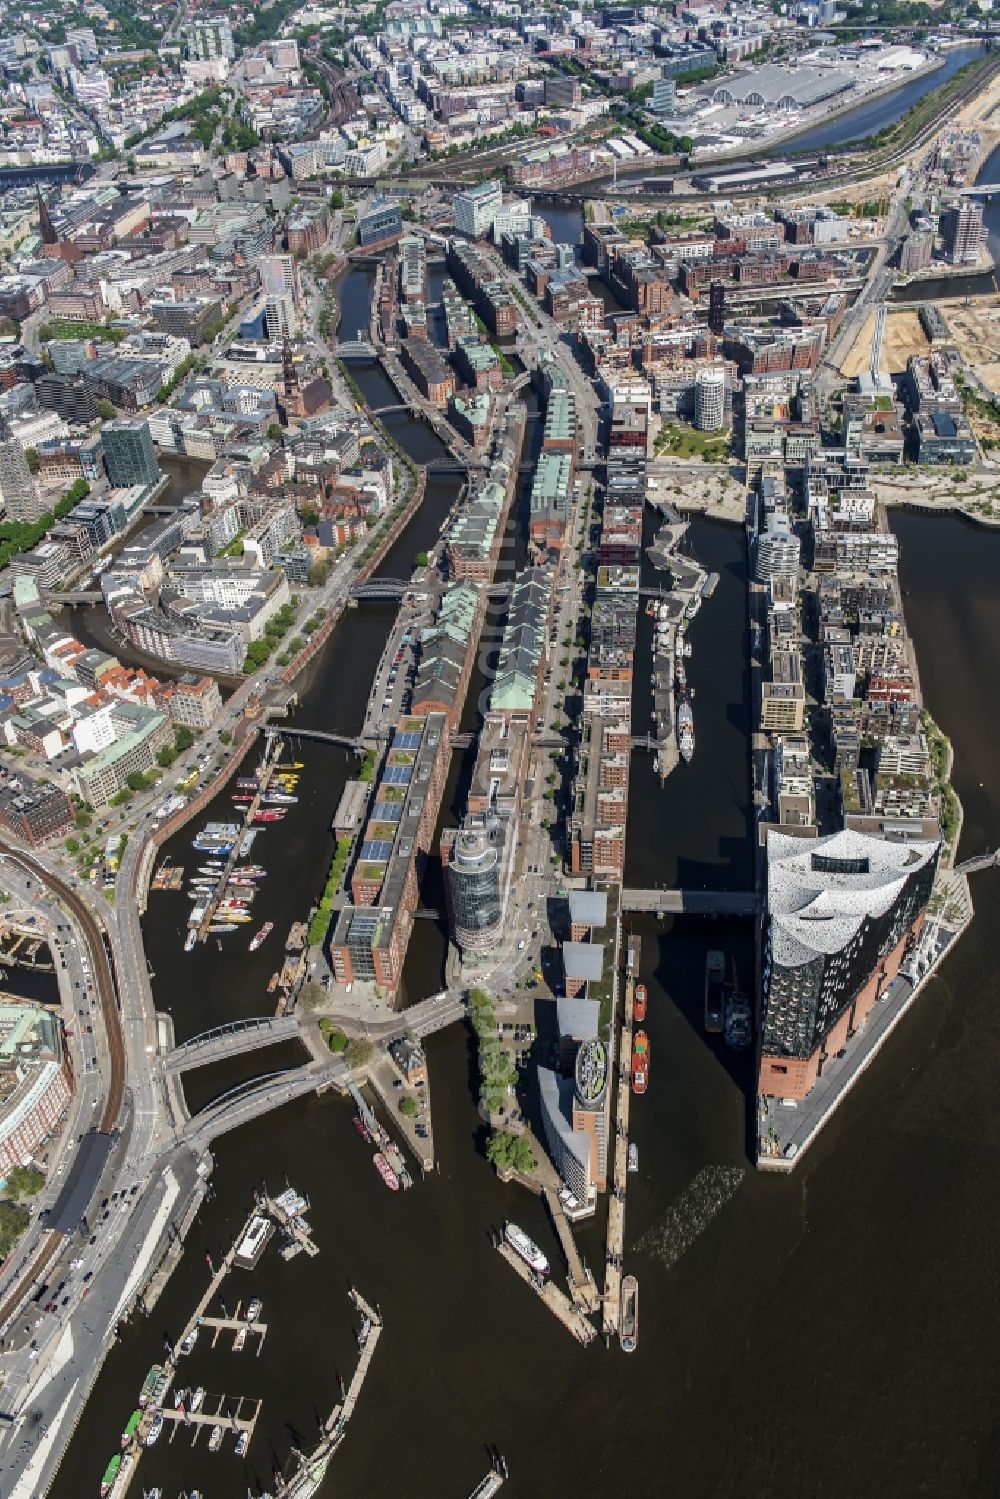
494,1237 -> 597,1347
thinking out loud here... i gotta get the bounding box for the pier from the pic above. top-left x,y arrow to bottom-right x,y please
155,1391 -> 262,1444
603,962 -> 635,1340
188,734 -> 284,947
494,1240 -> 597,1346
542,1188 -> 599,1314
260,1188 -> 320,1257
199,1298 -> 269,1355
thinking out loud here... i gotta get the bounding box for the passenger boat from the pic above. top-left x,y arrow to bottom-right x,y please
253,809 -> 286,823
235,1430 -> 249,1457
145,1413 -> 164,1447
246,1297 -> 262,1323
179,1326 -> 198,1355
208,1425 -> 223,1453
101,1455 -> 122,1496
631,1031 -> 649,1094
634,982 -> 647,1022
373,1151 -> 400,1191
627,1142 -> 639,1174
138,1365 -> 166,1407
704,949 -> 725,1033
190,1386 -> 205,1413
677,695 -> 694,763
503,1222 -> 550,1278
248,922 -> 273,952
234,1214 -> 273,1268
353,1113 -> 372,1143
620,1274 -> 639,1353
121,1410 -> 141,1448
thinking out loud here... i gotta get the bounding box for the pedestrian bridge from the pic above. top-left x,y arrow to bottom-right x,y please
350,577 -> 410,600
954,846 -> 1000,874
621,889 -> 757,916
180,1058 -> 342,1147
163,1015 -> 302,1073
265,725 -> 366,751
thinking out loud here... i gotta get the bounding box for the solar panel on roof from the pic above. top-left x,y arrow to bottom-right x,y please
372,801 -> 403,822
359,840 -> 393,862
382,765 -> 412,784
393,730 -> 422,749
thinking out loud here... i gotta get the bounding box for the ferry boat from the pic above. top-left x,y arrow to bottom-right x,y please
145,1413 -> 164,1447
373,1151 -> 400,1191
190,1386 -> 205,1413
235,1431 -> 249,1458
620,1274 -> 639,1353
234,1214 -> 274,1268
246,1297 -> 262,1323
503,1222 -> 550,1278
179,1325 -> 199,1355
101,1455 -> 122,1496
208,1425 -> 223,1453
704,949 -> 725,1033
634,983 -> 647,1022
631,1031 -> 649,1094
139,1365 -> 166,1407
628,1142 -> 639,1173
248,922 -> 273,952
121,1410 -> 141,1448
677,695 -> 694,764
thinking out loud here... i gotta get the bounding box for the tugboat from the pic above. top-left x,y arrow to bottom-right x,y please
631,1031 -> 649,1094
634,983 -> 647,1022
620,1274 -> 639,1353
503,1222 -> 550,1277
704,949 -> 725,1033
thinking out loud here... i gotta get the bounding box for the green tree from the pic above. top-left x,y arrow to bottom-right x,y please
344,1036 -> 374,1070
156,745 -> 177,768
267,423 -> 283,441
5,1165 -> 44,1200
414,551 -> 429,568
0,1200 -> 29,1256
95,398 -> 116,419
25,448 -> 39,474
399,1095 -> 418,1118
299,980 -> 326,1011
219,730 -> 232,746
125,771 -> 149,792
174,726 -> 194,752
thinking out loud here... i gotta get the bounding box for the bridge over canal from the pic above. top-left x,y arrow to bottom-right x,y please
163,1015 -> 302,1074
621,889 -> 757,917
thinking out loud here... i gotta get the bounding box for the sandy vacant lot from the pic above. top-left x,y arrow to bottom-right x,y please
839,309 -> 930,379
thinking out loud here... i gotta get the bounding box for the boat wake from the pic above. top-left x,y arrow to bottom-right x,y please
634,1166 -> 746,1270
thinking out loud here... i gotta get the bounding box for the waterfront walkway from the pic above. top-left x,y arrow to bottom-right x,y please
543,1188 -> 599,1314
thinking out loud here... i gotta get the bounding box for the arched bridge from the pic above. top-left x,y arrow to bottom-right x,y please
163,1015 -> 302,1073
954,847 -> 1000,875
265,726 -> 367,751
336,339 -> 376,358
350,577 -> 410,600
180,1058 -> 342,1147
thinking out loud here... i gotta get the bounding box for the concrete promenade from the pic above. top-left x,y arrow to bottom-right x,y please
603,969 -> 634,1340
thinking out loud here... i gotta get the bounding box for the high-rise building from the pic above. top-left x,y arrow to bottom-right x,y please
453,181 -> 504,239
939,201 -> 984,265
444,821 -> 504,953
101,419 -> 160,489
694,366 -> 726,431
759,829 -> 939,1101
0,416 -> 43,522
899,231 -> 932,274
260,254 -> 303,337
708,280 -> 726,337
652,74 -> 676,116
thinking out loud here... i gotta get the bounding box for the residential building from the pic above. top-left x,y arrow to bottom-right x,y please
453,181 -> 504,239
0,1004 -> 73,1175
0,771 -> 74,846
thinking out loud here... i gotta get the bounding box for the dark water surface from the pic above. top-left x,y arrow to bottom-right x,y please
47,292 -> 1000,1499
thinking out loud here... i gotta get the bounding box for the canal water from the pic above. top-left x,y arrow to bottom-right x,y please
49,277 -> 1000,1499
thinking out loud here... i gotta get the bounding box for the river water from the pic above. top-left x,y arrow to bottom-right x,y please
47,274 -> 1000,1499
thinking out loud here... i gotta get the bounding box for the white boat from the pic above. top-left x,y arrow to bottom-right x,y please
184,930 -> 197,953
504,1222 -> 549,1278
235,1430 -> 249,1457
190,1386 -> 205,1413
208,1425 -> 223,1453
246,1297 -> 262,1323
627,1142 -> 639,1173
145,1413 -> 164,1447
179,1326 -> 198,1355
677,697 -> 694,763
234,1214 -> 273,1268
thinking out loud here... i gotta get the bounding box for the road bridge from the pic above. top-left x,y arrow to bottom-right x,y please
336,339 -> 376,358
350,577 -> 410,600
163,1015 -> 302,1073
180,1059 -> 341,1147
621,889 -> 757,916
47,590 -> 102,605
